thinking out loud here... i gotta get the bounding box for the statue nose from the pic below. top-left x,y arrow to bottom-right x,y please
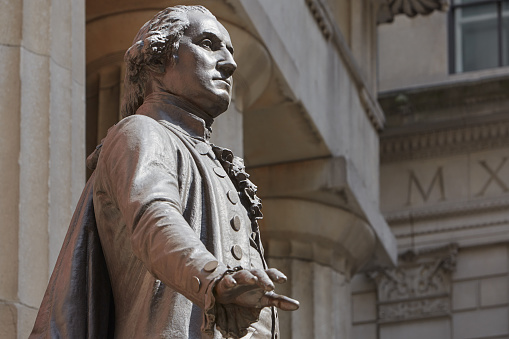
218,53 -> 237,78
220,62 -> 236,78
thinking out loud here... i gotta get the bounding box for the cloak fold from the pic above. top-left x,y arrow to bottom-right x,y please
30,172 -> 115,338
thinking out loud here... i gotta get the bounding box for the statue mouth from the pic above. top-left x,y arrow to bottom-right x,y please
214,78 -> 232,87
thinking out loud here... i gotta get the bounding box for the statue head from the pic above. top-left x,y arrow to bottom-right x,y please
122,5 -> 236,118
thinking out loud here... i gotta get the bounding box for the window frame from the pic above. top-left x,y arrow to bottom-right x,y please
448,0 -> 508,73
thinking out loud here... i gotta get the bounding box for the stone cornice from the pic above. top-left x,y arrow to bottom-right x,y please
385,195 -> 509,224
381,119 -> 509,162
394,219 -> 509,239
305,0 -> 386,131
380,75 -> 509,162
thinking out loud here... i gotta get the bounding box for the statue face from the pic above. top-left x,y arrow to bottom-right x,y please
158,11 -> 237,117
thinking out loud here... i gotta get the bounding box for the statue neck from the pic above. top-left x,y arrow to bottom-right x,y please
137,92 -> 213,140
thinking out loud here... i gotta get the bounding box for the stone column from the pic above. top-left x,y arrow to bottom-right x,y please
0,0 -> 86,338
250,157 -> 396,339
263,200 -> 375,339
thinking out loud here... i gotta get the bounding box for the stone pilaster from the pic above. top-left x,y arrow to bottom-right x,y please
0,0 -> 86,337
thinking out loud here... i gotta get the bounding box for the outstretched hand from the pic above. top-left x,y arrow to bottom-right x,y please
213,268 -> 299,311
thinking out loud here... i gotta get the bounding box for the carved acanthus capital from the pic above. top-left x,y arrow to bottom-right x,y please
377,0 -> 450,24
369,244 -> 458,322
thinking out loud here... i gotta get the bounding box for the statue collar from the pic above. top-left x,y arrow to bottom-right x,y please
136,92 -> 214,141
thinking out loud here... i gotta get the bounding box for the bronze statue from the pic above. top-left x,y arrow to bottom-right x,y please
30,5 -> 298,339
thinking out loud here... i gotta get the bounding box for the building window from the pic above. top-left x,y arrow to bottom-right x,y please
450,0 -> 509,73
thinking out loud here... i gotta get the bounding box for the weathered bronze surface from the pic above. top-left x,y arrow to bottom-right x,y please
30,5 -> 297,339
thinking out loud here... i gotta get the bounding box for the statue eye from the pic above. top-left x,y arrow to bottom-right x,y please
200,39 -> 213,49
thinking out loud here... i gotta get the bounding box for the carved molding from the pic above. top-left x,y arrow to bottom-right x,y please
394,219 -> 509,239
385,194 -> 509,224
369,244 -> 457,323
381,120 -> 509,163
377,0 -> 450,24
304,0 -> 386,131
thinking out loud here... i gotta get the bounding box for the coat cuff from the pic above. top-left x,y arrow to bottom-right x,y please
201,270 -> 262,339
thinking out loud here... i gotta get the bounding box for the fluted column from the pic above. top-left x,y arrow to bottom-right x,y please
0,0 -> 86,338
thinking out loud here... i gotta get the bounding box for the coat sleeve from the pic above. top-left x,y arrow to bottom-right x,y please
95,115 -> 226,319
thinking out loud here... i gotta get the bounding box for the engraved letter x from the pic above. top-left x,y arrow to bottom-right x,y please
476,157 -> 509,197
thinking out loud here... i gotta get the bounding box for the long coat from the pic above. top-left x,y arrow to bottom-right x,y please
30,93 -> 277,339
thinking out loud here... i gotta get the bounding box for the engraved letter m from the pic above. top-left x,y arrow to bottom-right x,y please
407,167 -> 445,206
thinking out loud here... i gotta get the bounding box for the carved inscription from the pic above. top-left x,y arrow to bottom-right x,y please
476,157 -> 509,196
407,167 -> 445,206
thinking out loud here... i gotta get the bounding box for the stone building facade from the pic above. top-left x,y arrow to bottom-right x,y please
2,0 -> 507,339
352,4 -> 509,339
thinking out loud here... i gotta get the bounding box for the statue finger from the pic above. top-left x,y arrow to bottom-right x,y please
261,292 -> 300,311
222,274 -> 238,289
231,270 -> 258,286
249,269 -> 275,292
265,268 -> 287,284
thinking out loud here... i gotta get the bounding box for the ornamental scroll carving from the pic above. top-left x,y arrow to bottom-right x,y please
377,0 -> 449,24
369,244 -> 457,322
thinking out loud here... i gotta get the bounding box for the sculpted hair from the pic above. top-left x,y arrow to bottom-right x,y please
121,5 -> 214,118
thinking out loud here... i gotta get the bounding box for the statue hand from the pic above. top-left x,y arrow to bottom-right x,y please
214,268 -> 299,311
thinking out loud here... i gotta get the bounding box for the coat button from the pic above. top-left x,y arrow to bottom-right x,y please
227,190 -> 239,204
203,260 -> 219,272
192,276 -> 201,292
195,142 -> 211,155
231,245 -> 243,260
214,166 -> 227,178
230,215 -> 242,231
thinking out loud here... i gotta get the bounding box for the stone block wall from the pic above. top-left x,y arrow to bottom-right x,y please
352,244 -> 509,339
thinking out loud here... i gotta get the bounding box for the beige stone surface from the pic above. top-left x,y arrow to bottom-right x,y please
350,0 -> 376,92
480,276 -> 509,307
352,292 -> 377,323
261,198 -> 376,273
378,11 -> 448,92
0,45 -> 20,301
48,60 -> 74,270
453,245 -> 508,280
381,155 -> 469,212
268,258 -> 351,339
380,318 -> 450,339
352,323 -> 376,339
0,303 -> 17,339
86,11 -> 154,64
21,0 -> 51,55
50,0 -> 72,69
16,303 -> 38,339
328,0 -> 351,46
469,149 -> 509,200
72,0 -> 85,86
289,259 -> 314,339
452,280 -> 478,311
18,49 -> 51,307
71,79 -> 86,207
350,273 -> 376,293
241,0 -> 381,204
453,307 -> 509,339
97,65 -> 121,143
0,0 -> 22,45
